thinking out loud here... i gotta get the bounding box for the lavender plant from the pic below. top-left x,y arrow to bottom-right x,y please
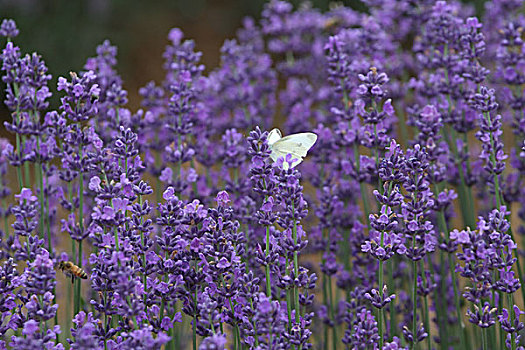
1,1 -> 525,349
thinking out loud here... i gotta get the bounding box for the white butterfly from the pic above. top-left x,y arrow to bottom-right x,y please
267,128 -> 317,169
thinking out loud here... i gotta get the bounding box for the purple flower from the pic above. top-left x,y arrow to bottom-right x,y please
159,167 -> 173,183
113,198 -> 129,212
215,190 -> 230,207
450,229 -> 470,244
168,28 -> 184,44
468,302 -> 497,328
2,5 -> 525,350
199,333 -> 227,350
88,176 -> 102,192
160,317 -> 173,331
261,196 -> 274,212
146,251 -> 160,265
364,285 -> 396,309
163,187 -> 177,201
14,188 -> 37,203
0,19 -> 19,38
58,71 -> 99,122
101,206 -> 115,221
22,320 -> 39,336
342,307 -> 379,348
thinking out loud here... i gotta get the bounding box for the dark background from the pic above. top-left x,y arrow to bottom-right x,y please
0,0 -> 487,114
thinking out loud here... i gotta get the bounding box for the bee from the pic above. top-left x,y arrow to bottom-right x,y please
57,261 -> 88,283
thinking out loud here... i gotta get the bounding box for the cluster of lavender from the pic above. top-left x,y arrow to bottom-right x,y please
0,0 -> 524,349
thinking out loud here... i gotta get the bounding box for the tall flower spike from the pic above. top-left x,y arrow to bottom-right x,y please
0,19 -> 19,39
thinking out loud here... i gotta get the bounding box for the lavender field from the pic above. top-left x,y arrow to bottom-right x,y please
0,0 -> 524,349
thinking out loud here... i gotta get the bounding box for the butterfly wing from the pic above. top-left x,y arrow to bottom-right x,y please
270,132 -> 317,168
272,133 -> 317,157
267,128 -> 282,145
269,148 -> 302,162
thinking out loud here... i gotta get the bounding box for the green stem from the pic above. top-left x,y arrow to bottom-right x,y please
42,170 -> 52,252
445,125 -> 476,228
388,260 -> 396,338
285,256 -> 293,327
75,146 -> 84,316
1,202 -> 8,239
291,203 -> 300,324
378,260 -> 384,349
484,111 -> 525,306
265,225 -> 271,298
499,291 -> 505,349
223,276 -> 240,350
342,226 -> 351,272
190,158 -> 199,195
174,302 -> 182,350
322,272 -> 329,350
479,300 -> 487,350
429,252 -> 448,349
504,224 -> 525,305
1,193 -> 9,240
159,296 -> 165,320
249,297 -> 260,347
139,194 -> 147,306
35,156 -> 44,240
193,288 -> 197,350
327,275 -> 337,350
22,136 -> 30,186
372,122 -> 383,193
70,214 -> 76,323
488,296 -> 496,349
441,44 -> 476,228
378,200 -> 388,350
507,293 -> 517,350
102,296 -> 109,350
411,243 -> 418,350
16,165 -> 24,191
435,187 -> 468,350
353,143 -> 371,230
75,240 -> 82,315
261,176 -> 272,299
419,261 -> 431,350
15,132 -> 24,190
11,82 -> 24,191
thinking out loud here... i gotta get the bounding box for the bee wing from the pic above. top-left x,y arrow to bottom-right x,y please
267,128 -> 282,146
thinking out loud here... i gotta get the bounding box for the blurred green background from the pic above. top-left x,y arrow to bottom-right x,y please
0,0 -> 487,116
